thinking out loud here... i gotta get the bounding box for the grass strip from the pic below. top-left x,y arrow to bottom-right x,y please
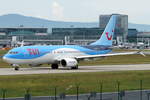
0,70 -> 150,97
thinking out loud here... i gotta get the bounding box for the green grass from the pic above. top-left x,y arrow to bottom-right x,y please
0,50 -> 10,67
0,50 -> 8,57
0,71 -> 150,97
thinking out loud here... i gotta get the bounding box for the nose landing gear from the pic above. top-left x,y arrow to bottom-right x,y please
14,66 -> 19,70
11,64 -> 20,71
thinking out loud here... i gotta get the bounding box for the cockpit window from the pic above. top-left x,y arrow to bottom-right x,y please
9,51 -> 18,54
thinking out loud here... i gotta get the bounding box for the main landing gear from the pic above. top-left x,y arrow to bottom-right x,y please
51,64 -> 78,70
51,64 -> 59,69
11,64 -> 20,71
71,65 -> 78,69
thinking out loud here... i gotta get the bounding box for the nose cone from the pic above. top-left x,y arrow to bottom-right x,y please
2,54 -> 13,64
3,54 -> 20,64
3,55 -> 9,63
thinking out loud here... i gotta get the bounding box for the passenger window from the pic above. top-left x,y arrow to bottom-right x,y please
9,51 -> 18,54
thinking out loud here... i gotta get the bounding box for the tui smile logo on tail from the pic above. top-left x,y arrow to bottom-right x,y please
106,32 -> 112,40
105,29 -> 114,40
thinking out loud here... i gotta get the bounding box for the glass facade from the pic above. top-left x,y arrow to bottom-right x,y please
127,29 -> 138,42
0,28 -> 48,35
52,28 -> 103,39
52,28 -> 137,44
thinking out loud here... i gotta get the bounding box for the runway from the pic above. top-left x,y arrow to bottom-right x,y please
0,64 -> 150,75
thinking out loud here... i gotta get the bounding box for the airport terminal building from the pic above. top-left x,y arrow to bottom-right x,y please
0,14 -> 147,47
51,14 -> 137,45
0,27 -> 47,36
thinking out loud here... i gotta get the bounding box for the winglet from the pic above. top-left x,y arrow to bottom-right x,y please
137,50 -> 146,57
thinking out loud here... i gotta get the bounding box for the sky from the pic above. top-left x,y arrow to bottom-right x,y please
0,0 -> 150,24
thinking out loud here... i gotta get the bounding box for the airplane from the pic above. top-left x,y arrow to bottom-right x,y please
3,15 -> 141,70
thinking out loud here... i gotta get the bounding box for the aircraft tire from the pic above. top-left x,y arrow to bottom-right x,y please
14,66 -> 19,71
71,65 -> 78,69
51,64 -> 59,69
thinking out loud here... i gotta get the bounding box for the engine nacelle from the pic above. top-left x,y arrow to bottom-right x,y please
61,58 -> 78,67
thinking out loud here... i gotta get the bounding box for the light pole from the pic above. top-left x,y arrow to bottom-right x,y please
99,82 -> 103,100
76,85 -> 79,100
117,81 -> 120,100
140,80 -> 143,100
54,87 -> 57,100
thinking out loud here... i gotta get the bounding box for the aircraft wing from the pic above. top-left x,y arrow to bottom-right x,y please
76,51 -> 142,59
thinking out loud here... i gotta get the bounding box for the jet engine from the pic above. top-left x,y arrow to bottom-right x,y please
61,58 -> 78,67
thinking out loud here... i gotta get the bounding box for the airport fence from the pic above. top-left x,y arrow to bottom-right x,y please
1,80 -> 150,100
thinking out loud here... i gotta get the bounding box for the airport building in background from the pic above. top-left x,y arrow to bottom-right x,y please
99,14 -> 128,44
0,27 -> 48,36
52,27 -> 138,45
0,27 -> 51,46
0,14 -> 146,47
52,28 -> 104,45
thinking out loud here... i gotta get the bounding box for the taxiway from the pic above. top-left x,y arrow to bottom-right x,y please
0,64 -> 150,75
